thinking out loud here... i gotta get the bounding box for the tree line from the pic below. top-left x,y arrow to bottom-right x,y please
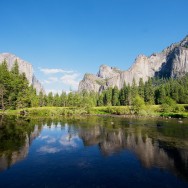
1,60 -> 188,110
0,60 -> 39,110
36,75 -> 188,109
97,76 -> 188,106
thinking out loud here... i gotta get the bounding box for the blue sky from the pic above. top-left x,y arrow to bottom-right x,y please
0,0 -> 188,93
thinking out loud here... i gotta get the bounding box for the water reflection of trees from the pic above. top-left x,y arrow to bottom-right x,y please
0,116 -> 42,171
0,116 -> 187,181
77,117 -> 188,181
0,116 -> 75,171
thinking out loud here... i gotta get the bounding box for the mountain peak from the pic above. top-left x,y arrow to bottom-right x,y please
97,64 -> 121,79
79,35 -> 188,93
180,35 -> 188,47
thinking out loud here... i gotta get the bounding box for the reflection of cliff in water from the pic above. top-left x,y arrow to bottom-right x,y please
79,125 -> 188,180
0,117 -> 42,171
0,134 -> 29,171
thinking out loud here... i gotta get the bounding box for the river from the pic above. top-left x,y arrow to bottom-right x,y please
0,116 -> 187,187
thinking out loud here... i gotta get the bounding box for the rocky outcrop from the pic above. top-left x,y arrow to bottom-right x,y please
32,75 -> 45,94
79,35 -> 188,92
0,53 -> 45,94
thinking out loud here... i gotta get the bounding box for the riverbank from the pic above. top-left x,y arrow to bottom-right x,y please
1,105 -> 188,119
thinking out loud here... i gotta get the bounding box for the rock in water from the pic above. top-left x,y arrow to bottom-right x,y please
79,35 -> 188,93
0,53 -> 45,94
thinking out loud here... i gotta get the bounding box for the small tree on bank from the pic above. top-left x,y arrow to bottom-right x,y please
131,95 -> 145,114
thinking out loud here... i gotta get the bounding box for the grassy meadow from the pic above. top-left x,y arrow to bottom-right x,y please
1,104 -> 188,119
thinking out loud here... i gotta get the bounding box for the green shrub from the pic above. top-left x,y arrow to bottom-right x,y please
174,105 -> 185,113
131,95 -> 145,114
161,97 -> 176,112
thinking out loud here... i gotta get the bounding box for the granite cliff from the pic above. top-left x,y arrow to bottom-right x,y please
0,53 -> 44,94
79,35 -> 188,92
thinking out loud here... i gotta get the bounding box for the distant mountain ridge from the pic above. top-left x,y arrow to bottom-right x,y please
79,35 -> 188,93
0,53 -> 44,94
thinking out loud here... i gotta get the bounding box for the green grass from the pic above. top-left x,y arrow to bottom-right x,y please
1,104 -> 188,118
0,107 -> 87,117
91,106 -> 130,115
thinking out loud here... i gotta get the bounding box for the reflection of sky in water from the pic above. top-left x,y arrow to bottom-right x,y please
0,118 -> 188,188
37,123 -> 83,154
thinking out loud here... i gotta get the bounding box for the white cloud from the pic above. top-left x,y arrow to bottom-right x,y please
38,67 -> 82,93
39,135 -> 49,140
43,80 -> 51,84
47,137 -> 57,144
42,77 -> 59,84
39,135 -> 57,143
49,77 -> 58,82
60,73 -> 81,90
59,135 -> 78,148
37,146 -> 61,153
40,68 -> 74,74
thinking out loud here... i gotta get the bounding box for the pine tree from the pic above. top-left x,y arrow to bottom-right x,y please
119,88 -> 125,105
38,91 -> 44,107
0,84 -> 6,110
112,86 -> 119,106
11,60 -> 19,75
0,60 -> 10,109
73,92 -> 81,107
138,78 -> 145,99
157,85 -> 166,104
60,91 -> 67,107
54,93 -> 60,106
103,88 -> 112,106
47,92 -> 54,106
131,78 -> 138,99
30,87 -> 39,107
126,84 -> 132,105
67,92 -> 74,106
97,93 -> 104,106
144,78 -> 154,104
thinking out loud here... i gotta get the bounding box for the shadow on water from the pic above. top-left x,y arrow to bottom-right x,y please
0,115 -> 188,185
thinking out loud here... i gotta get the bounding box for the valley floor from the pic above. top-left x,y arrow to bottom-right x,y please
1,105 -> 188,119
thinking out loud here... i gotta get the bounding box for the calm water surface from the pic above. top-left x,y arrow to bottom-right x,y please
0,116 -> 188,188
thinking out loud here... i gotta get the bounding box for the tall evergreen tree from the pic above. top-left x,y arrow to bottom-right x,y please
156,85 -> 166,104
103,88 -> 112,106
131,78 -> 138,99
38,91 -> 45,107
47,92 -> 54,106
67,92 -> 74,106
97,93 -> 104,106
54,93 -> 60,106
138,78 -> 145,99
126,84 -> 132,105
0,84 -> 6,110
112,86 -> 119,106
144,78 -> 154,104
60,91 -> 67,107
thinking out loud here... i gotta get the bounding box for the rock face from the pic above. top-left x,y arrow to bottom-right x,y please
0,53 -> 45,94
79,35 -> 188,92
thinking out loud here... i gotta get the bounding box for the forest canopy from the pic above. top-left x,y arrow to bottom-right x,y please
1,60 -> 188,111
